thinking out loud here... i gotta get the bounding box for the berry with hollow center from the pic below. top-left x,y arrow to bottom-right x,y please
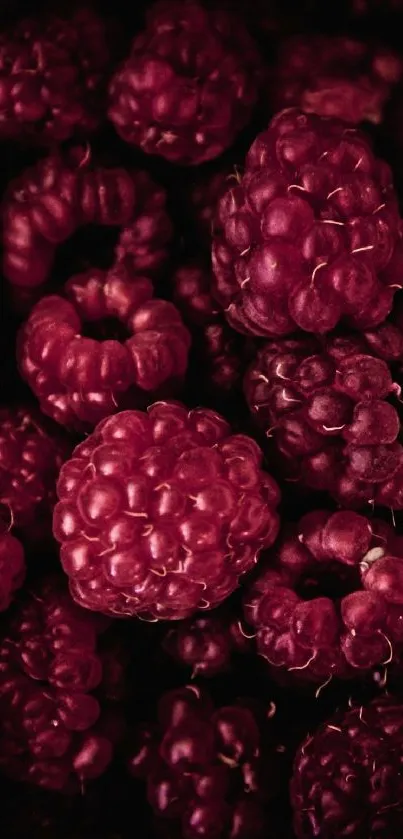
291,695 -> 403,838
2,148 -> 172,289
128,685 -> 279,838
271,35 -> 402,125
0,528 -> 25,611
18,264 -> 190,430
162,606 -> 251,676
244,329 -> 403,509
244,508 -> 403,686
53,401 -> 280,620
108,0 -> 262,165
0,578 -> 122,791
0,8 -> 116,145
212,108 -> 401,337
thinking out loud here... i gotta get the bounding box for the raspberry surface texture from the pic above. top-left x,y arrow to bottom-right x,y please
0,406 -> 67,531
0,528 -> 25,611
53,401 -> 280,619
212,108 -> 402,337
0,8 -> 114,145
291,695 -> 403,838
2,148 -> 172,288
18,266 -> 191,430
0,578 -> 120,790
244,329 -> 403,508
128,685 -> 279,838
244,509 -> 403,685
108,0 -> 262,165
271,35 -> 402,125
162,606 -> 250,676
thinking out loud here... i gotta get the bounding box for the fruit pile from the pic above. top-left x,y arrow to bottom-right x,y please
4,1 -> 403,837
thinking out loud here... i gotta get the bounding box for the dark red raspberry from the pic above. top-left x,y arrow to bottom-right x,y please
0,528 -> 25,611
173,262 -> 252,395
271,35 -> 402,125
128,685 -> 280,839
244,509 -> 403,686
108,0 -> 262,166
291,695 -> 403,838
0,8 -> 115,145
0,578 -> 122,791
162,606 -> 251,677
212,108 -> 402,337
244,329 -> 403,509
2,147 -> 173,289
53,401 -> 280,620
18,265 -> 191,430
0,406 -> 68,531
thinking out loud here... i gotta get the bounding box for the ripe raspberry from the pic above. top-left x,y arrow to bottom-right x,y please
18,265 -> 191,430
108,0 -> 262,165
0,406 -> 68,531
162,605 -> 251,677
244,330 -> 403,509
244,508 -> 403,686
212,108 -> 402,337
53,401 -> 280,620
271,35 -> 403,126
0,8 -> 114,144
2,147 -> 172,289
0,578 -> 122,791
128,685 -> 280,839
0,528 -> 25,611
173,262 -> 252,396
291,695 -> 403,838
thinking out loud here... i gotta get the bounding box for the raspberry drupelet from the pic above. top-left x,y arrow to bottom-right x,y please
244,328 -> 403,509
2,147 -> 173,289
0,578 -> 123,791
291,695 -> 403,838
128,685 -> 280,839
162,605 -> 251,677
108,0 -> 262,166
0,8 -> 114,145
244,509 -> 403,686
271,35 -> 402,125
53,401 -> 280,620
0,528 -> 25,611
212,108 -> 402,337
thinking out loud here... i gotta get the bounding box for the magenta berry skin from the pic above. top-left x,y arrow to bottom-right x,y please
162,607 -> 250,677
108,1 -> 262,165
244,510 -> 403,685
53,401 -> 280,620
0,529 -> 25,611
271,35 -> 402,126
244,331 -> 403,509
17,266 -> 190,430
212,108 -> 402,338
0,8 -> 114,145
0,406 -> 67,531
291,696 -> 403,838
0,578 -> 121,791
128,685 -> 277,838
2,149 -> 173,289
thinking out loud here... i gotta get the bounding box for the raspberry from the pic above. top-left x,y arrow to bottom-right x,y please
212,108 -> 401,337
291,696 -> 403,838
53,401 -> 280,620
184,164 -> 233,247
244,330 -> 403,509
173,262 -> 253,396
0,8 -> 115,144
0,528 -> 25,611
244,509 -> 403,685
0,406 -> 68,532
128,685 -> 280,838
18,265 -> 191,430
162,605 -> 251,677
271,35 -> 402,125
2,147 -> 173,289
0,578 -> 123,791
108,0 -> 262,165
